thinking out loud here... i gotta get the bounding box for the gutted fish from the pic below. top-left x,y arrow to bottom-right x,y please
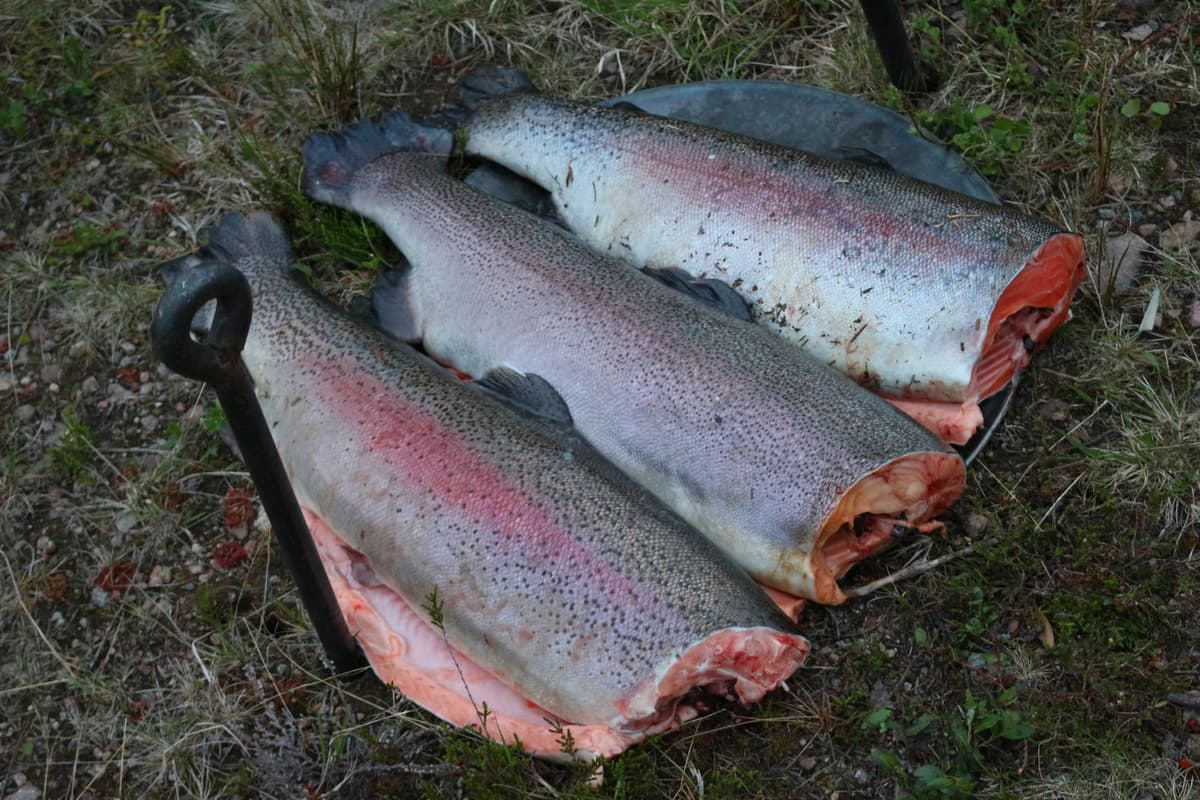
454,86 -> 1086,444
302,119 -> 965,606
158,211 -> 808,760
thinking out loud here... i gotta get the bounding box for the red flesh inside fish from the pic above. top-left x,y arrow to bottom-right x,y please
887,233 -> 1087,444
770,450 -> 965,612
307,509 -> 808,761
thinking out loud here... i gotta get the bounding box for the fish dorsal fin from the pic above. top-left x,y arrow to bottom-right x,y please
456,67 -> 536,112
476,367 -> 574,426
640,266 -> 753,322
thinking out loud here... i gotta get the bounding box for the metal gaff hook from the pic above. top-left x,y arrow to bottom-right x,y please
151,261 -> 368,675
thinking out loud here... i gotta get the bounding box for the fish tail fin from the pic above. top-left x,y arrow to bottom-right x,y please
201,211 -> 295,269
456,66 -> 535,114
158,212 -> 292,282
302,113 -> 453,209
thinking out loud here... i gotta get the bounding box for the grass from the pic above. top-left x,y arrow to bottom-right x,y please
1,0 -> 1198,797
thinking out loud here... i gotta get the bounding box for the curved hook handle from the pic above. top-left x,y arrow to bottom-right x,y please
150,259 -> 368,675
151,261 -> 252,388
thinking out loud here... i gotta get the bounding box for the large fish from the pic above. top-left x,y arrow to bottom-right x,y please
301,120 -> 966,607
453,78 -> 1087,444
157,211 -> 808,760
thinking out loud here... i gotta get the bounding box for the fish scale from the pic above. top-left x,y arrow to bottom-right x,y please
301,124 -> 966,604
169,211 -> 806,742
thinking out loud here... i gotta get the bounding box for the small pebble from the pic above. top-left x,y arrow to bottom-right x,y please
140,414 -> 158,433
1096,233 -> 1148,295
39,364 -> 62,383
965,512 -> 990,535
3,785 -> 40,800
81,376 -> 99,394
89,586 -> 111,608
1136,223 -> 1157,238
1161,220 -> 1200,252
1188,300 -> 1200,330
115,510 -> 139,534
148,565 -> 171,586
15,405 -> 35,422
35,536 -> 53,552
49,611 -> 66,629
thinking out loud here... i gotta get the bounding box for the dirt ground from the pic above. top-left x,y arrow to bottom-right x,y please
1,1 -> 1198,798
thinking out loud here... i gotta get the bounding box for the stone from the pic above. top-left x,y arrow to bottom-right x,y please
1122,23 -> 1154,41
1094,233 -> 1148,295
3,785 -> 40,800
965,512 -> 990,535
1160,220 -> 1200,253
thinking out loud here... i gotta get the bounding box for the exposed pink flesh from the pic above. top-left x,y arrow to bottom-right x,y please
306,509 -> 808,760
761,585 -> 806,623
808,451 -> 965,604
887,233 -> 1087,444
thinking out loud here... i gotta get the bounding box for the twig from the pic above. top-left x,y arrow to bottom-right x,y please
842,545 -> 975,599
0,548 -> 80,681
1036,472 -> 1085,530
1115,10 -> 1200,69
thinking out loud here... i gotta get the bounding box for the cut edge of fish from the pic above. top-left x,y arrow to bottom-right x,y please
310,509 -> 808,762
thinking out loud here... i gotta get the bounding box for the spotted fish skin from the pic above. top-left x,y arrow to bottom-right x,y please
165,211 -> 805,731
460,93 -> 1085,408
302,122 -> 965,603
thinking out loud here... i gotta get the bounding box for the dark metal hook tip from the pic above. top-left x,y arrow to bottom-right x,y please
151,261 -> 253,386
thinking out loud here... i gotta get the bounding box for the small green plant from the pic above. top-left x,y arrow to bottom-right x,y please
861,687 -> 1035,798
51,220 -> 128,259
859,686 -> 1036,796
1119,97 -> 1171,129
0,95 -> 27,136
49,408 -> 98,484
916,102 -> 1032,177
255,0 -> 363,123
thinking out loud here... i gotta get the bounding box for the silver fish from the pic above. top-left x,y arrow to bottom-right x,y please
302,118 -> 966,606
158,211 -> 808,760
458,89 -> 1086,444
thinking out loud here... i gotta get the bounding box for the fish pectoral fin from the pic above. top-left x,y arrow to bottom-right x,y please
608,101 -> 653,117
476,367 -> 574,426
832,146 -> 895,172
640,266 -> 753,322
369,263 -> 421,342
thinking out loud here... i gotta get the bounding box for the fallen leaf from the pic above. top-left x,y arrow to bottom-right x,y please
160,480 -> 183,512
1033,607 -> 1055,649
41,572 -> 69,601
116,366 -> 141,390
212,541 -> 248,569
222,487 -> 257,529
93,560 -> 137,595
